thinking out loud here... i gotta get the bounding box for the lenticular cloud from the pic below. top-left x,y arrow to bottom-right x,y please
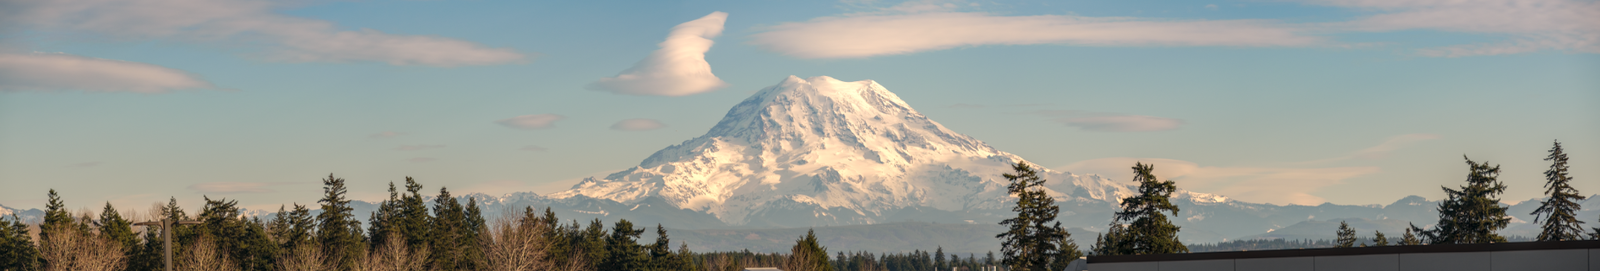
588,12 -> 729,96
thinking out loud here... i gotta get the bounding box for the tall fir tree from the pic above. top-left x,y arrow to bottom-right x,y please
602,219 -> 647,271
1533,140 -> 1586,241
460,197 -> 486,271
1401,226 -> 1422,245
316,174 -> 366,270
1372,231 -> 1389,246
40,189 -> 73,242
577,219 -> 608,271
789,229 -> 833,271
368,182 -> 402,250
430,187 -> 467,270
1413,156 -> 1510,244
650,224 -> 682,271
398,177 -> 433,249
538,207 -> 571,266
1335,221 -> 1357,248
96,202 -> 139,265
934,246 -> 945,271
198,196 -> 277,271
1097,162 -> 1187,255
996,162 -> 1081,271
270,203 -> 317,253
0,214 -> 40,271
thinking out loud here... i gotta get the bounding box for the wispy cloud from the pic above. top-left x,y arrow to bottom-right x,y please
750,12 -> 1322,59
187,182 -> 293,194
588,12 -> 729,96
395,144 -> 446,151
611,118 -> 666,131
1297,133 -> 1441,164
0,53 -> 215,92
496,114 -> 565,130
1058,157 -> 1380,205
1032,110 -> 1184,132
1310,0 -> 1600,56
369,131 -> 406,138
1,0 -> 526,66
519,145 -> 549,152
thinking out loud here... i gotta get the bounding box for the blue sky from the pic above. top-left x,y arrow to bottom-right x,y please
1,0 -> 1596,213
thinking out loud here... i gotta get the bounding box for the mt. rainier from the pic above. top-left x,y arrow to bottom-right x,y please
549,75 -> 1197,227
238,75 -> 1509,248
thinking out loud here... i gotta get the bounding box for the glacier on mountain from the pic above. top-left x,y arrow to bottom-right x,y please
548,75 -> 1160,226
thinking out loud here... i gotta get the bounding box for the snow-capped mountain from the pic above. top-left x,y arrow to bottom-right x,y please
547,76 -> 1211,227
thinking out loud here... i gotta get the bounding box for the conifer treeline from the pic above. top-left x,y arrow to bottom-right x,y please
0,140 -> 1589,271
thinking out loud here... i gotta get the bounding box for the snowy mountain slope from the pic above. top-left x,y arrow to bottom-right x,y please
549,76 -> 1156,227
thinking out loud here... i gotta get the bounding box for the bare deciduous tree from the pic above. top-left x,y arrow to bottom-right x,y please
782,244 -> 822,271
276,243 -> 330,271
363,233 -> 429,271
38,225 -> 126,271
178,236 -> 239,271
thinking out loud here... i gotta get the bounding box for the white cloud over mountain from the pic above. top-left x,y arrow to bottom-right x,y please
0,0 -> 526,66
750,12 -> 1321,59
589,12 -> 729,96
0,53 -> 214,92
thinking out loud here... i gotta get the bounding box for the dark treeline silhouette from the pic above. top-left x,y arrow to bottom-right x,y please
0,140 -> 1588,270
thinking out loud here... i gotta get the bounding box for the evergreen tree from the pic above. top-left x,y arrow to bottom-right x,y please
602,219 -> 647,271
198,196 -> 277,271
0,214 -> 40,271
97,202 -> 139,265
368,182 -> 401,249
316,174 -> 366,270
650,224 -> 683,271
1401,225 -> 1422,246
1413,156 -> 1510,244
788,229 -> 832,271
40,189 -> 74,242
1335,221 -> 1356,248
398,177 -> 432,249
460,197 -> 486,271
270,204 -> 316,253
996,162 -> 1081,271
1372,231 -> 1389,246
577,219 -> 607,270
934,246 -> 945,271
430,187 -> 467,270
1533,140 -> 1586,241
1098,162 -> 1187,255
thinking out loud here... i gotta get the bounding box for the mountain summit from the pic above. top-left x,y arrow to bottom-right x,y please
551,76 -> 1140,226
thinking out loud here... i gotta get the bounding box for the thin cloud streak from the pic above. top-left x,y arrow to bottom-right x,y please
496,114 -> 565,130
1,0 -> 526,66
750,12 -> 1322,59
1309,0 -> 1600,56
396,144 -> 446,151
0,53 -> 214,92
1032,110 -> 1184,132
589,11 -> 729,96
611,118 -> 666,131
1295,133 -> 1441,165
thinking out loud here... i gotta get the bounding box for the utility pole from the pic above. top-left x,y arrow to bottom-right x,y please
134,218 -> 202,271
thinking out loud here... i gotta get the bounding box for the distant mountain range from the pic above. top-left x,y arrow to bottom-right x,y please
5,76 -> 1595,253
